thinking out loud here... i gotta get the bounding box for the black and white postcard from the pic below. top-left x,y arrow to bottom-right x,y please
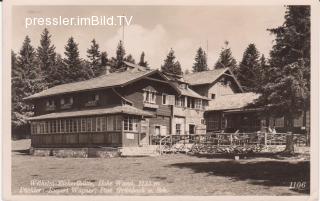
2,0 -> 319,201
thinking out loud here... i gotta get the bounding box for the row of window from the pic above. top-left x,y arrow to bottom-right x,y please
46,94 -> 100,111
31,115 -> 139,135
175,96 -> 205,109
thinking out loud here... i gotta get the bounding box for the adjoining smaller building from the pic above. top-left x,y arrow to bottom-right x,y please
184,69 -> 310,134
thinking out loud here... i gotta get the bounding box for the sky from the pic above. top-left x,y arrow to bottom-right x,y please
12,5 -> 287,72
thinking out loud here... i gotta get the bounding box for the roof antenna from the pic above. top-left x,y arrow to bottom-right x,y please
206,39 -> 209,54
122,13 -> 125,44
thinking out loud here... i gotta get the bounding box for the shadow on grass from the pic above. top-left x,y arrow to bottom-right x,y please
12,149 -> 30,155
168,160 -> 310,194
190,152 -> 307,160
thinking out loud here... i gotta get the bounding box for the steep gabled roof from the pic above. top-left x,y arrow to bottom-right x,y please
206,92 -> 260,111
179,87 -> 211,100
184,68 -> 243,92
24,69 -> 161,100
28,105 -> 154,120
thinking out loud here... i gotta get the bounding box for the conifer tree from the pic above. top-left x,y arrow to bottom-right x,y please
11,50 -> 25,130
98,51 -> 108,76
192,47 -> 208,72
237,43 -> 261,91
124,54 -> 135,64
110,40 -> 126,71
46,54 -> 69,87
64,37 -> 92,82
254,6 -> 310,154
37,28 -> 56,75
87,39 -> 101,77
12,36 -> 47,136
214,41 -> 237,71
138,52 -> 149,67
161,49 -> 182,75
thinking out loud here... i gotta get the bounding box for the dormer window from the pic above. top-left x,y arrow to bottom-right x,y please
143,89 -> 156,104
85,94 -> 99,106
179,83 -> 187,89
61,97 -> 74,109
46,99 -> 55,111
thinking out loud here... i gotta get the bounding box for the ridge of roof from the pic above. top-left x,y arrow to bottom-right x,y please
24,69 -> 158,100
184,68 -> 229,86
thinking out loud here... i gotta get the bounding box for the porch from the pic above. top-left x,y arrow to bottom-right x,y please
29,106 -> 154,148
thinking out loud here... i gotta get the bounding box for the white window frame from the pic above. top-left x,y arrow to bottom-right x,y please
143,89 -> 156,104
162,93 -> 168,105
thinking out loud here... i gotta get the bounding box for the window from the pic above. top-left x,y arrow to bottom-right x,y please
175,96 -> 185,107
201,119 -> 205,125
61,97 -> 73,108
52,120 -> 56,133
176,124 -> 181,135
46,100 -> 55,107
187,97 -> 195,108
92,117 -> 96,132
206,115 -> 220,131
85,94 -> 99,106
107,116 -> 114,131
81,118 -> 86,132
44,121 -> 49,134
96,117 -> 102,132
195,99 -> 202,109
162,94 -> 167,105
40,121 -> 45,134
46,100 -> 55,111
211,94 -> 216,99
56,120 -> 60,133
143,89 -> 156,104
155,126 -> 161,135
60,119 -> 65,133
124,116 -> 138,132
116,116 -> 122,131
86,118 -> 92,132
179,83 -> 187,89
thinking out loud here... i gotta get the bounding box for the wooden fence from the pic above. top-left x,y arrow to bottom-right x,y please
151,132 -> 308,153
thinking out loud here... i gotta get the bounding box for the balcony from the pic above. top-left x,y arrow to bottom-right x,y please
143,102 -> 159,109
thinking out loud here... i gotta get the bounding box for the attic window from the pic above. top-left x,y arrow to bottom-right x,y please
143,89 -> 156,104
85,94 -> 99,106
179,83 -> 187,89
211,94 -> 216,99
45,100 -> 55,111
61,97 -> 73,105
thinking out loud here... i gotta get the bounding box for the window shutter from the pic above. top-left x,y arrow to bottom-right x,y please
167,95 -> 175,105
160,126 -> 167,136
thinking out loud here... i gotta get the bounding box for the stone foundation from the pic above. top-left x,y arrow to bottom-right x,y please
30,147 -> 121,158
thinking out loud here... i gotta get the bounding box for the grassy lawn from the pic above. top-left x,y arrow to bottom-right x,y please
12,139 -> 310,195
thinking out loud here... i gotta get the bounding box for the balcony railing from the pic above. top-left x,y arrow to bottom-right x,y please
143,102 -> 159,109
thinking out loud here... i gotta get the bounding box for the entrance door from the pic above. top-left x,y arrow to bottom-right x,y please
140,119 -> 149,145
189,124 -> 196,135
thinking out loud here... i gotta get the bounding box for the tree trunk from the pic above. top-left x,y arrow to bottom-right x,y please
283,116 -> 294,155
283,132 -> 294,154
